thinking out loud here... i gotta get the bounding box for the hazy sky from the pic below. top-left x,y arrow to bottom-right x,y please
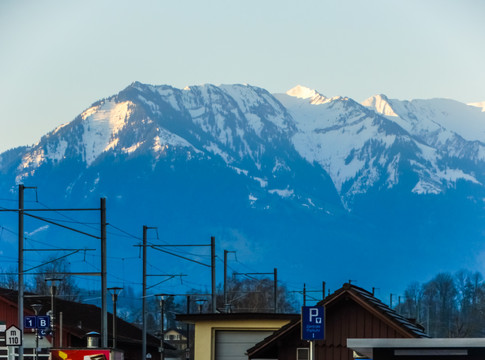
0,0 -> 484,153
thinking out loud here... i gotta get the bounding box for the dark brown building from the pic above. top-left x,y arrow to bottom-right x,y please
248,283 -> 428,360
0,287 -> 171,360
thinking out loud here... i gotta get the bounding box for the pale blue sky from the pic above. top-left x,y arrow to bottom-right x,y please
0,0 -> 484,153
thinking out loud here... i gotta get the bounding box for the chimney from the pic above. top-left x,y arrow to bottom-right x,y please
85,331 -> 101,348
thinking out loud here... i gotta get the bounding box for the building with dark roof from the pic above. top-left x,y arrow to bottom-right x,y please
247,283 -> 428,360
348,338 -> 485,360
0,287 -> 173,360
176,312 -> 299,360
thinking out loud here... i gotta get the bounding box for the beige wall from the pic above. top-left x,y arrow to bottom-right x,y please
193,319 -> 291,360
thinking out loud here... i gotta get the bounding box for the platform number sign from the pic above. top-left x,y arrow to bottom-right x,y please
24,316 -> 36,329
37,316 -> 50,329
6,325 -> 22,346
24,315 -> 50,329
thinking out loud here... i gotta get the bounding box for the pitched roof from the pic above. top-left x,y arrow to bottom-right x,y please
0,287 -> 168,348
323,283 -> 428,338
247,283 -> 428,357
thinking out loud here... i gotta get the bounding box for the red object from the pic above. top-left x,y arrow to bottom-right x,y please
51,349 -> 111,360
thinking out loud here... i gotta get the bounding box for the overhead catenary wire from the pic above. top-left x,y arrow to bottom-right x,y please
149,246 -> 211,268
1,189 -> 303,314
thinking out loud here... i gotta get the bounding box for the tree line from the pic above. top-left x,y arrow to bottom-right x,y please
395,270 -> 485,337
0,257 -> 298,334
4,257 -> 485,338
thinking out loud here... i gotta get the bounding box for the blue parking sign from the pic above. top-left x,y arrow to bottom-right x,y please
301,306 -> 324,340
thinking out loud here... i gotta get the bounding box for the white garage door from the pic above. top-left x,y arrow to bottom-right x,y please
215,330 -> 274,360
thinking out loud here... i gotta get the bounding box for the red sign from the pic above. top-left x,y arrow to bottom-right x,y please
51,349 -> 111,360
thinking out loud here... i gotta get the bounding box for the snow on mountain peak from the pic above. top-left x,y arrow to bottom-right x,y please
286,85 -> 327,105
81,99 -> 134,165
362,94 -> 398,117
468,101 -> 485,112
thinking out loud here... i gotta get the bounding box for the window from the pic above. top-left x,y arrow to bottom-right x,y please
297,348 -> 309,360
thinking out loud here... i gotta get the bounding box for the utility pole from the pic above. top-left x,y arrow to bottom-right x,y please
297,283 -> 326,306
142,225 -> 148,360
1,185 -> 105,356
141,225 -> 158,360
161,296 -> 165,360
101,198 -> 107,348
211,236 -> 216,313
186,295 -> 190,360
273,268 -> 277,313
224,250 -> 228,310
18,184 -> 36,359
303,283 -> 306,306
18,184 -> 24,360
148,237 -> 215,312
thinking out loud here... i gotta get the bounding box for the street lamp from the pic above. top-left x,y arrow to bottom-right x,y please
107,287 -> 123,349
45,277 -> 62,347
154,294 -> 169,360
31,303 -> 42,360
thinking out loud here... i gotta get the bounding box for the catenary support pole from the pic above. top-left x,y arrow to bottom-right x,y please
160,296 -> 165,360
224,250 -> 228,309
303,283 -> 306,306
211,236 -> 216,312
142,225 -> 147,360
186,295 -> 190,359
274,268 -> 277,313
113,294 -> 117,348
18,184 -> 24,360
101,198 -> 108,347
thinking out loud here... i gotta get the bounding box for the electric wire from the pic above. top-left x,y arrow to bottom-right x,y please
2,202 -> 296,309
37,200 -> 100,232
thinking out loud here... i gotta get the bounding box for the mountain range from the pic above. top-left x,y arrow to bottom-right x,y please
1,82 -> 485,297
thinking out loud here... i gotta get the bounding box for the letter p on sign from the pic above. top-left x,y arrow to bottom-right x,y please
310,308 -> 319,322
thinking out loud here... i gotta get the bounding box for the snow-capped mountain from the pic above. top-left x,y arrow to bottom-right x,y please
1,82 -> 485,293
4,83 -> 339,212
277,87 -> 485,205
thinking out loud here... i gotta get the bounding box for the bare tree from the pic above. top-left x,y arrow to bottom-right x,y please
222,276 -> 297,313
28,257 -> 80,301
0,266 -> 19,290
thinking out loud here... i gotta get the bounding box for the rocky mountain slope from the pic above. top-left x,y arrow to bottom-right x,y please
1,82 -> 485,293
